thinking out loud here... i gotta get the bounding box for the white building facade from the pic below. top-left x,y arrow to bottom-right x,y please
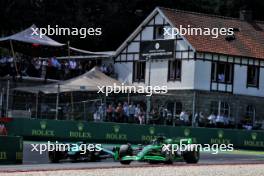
113,7 -> 264,127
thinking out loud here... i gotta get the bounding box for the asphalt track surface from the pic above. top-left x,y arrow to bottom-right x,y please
0,142 -> 264,172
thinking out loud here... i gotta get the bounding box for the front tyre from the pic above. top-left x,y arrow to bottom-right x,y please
120,160 -> 132,165
183,148 -> 200,164
87,151 -> 97,162
163,150 -> 173,164
119,144 -> 132,165
49,151 -> 61,163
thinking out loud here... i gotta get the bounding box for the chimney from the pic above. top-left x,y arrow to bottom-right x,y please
239,10 -> 252,21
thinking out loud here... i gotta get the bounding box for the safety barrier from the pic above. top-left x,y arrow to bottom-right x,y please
5,118 -> 264,150
0,136 -> 23,164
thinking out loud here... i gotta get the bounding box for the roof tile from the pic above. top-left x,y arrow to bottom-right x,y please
160,7 -> 264,59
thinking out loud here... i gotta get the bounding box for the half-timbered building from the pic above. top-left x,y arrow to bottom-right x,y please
113,7 -> 264,126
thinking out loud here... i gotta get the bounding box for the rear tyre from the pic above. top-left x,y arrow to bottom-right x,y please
70,154 -> 79,162
119,144 -> 132,165
148,160 -> 160,164
183,147 -> 200,164
87,151 -> 97,162
49,151 -> 60,163
164,151 -> 173,164
120,160 -> 132,165
161,145 -> 173,164
164,159 -> 173,164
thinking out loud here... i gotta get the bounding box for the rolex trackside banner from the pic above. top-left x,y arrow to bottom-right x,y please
5,118 -> 264,150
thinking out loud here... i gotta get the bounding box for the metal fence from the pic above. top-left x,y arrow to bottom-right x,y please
1,82 -> 264,130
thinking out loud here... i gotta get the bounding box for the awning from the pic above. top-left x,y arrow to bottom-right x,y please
0,25 -> 114,57
0,24 -> 64,47
14,67 -> 124,94
0,24 -> 67,57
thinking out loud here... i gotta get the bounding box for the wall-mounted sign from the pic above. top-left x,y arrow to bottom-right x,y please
140,40 -> 175,60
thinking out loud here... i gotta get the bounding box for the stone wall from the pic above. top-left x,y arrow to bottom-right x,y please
195,91 -> 264,122
128,90 -> 264,124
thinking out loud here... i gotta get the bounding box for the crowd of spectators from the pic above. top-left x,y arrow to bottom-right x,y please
93,102 -> 146,124
1,56 -> 261,130
93,102 -> 192,126
194,112 -> 235,128
0,56 -> 17,79
92,102 -> 262,130
0,56 -> 115,81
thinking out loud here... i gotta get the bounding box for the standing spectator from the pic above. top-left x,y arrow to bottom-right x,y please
151,107 -> 159,124
34,58 -> 42,77
64,61 -> 70,79
223,115 -> 230,126
216,113 -> 225,127
218,73 -> 225,82
106,104 -> 114,122
100,64 -> 107,74
194,113 -> 199,127
159,106 -> 166,124
60,61 -> 66,80
198,112 -> 206,127
51,57 -> 61,68
85,61 -> 92,71
123,102 -> 129,123
41,59 -> 47,78
115,103 -> 123,122
77,61 -> 83,75
69,60 -> 77,77
9,57 -> 16,80
128,102 -> 136,123
138,107 -> 145,125
208,113 -> 217,126
180,111 -> 189,125
0,123 -> 7,136
51,57 -> 61,79
93,106 -> 100,122
107,63 -> 114,76
134,104 -> 141,123
98,103 -> 105,121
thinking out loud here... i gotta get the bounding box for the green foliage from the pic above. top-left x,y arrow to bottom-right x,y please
0,0 -> 263,51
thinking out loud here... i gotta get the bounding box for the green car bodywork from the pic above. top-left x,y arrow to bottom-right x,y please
114,137 -> 200,165
49,142 -> 110,163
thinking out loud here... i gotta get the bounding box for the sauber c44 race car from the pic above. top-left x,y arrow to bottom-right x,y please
48,142 -> 112,163
114,136 -> 200,165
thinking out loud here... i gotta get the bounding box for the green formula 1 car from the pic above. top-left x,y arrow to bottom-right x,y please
48,142 -> 111,163
114,136 -> 200,165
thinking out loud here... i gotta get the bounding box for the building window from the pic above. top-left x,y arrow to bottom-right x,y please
245,105 -> 255,123
165,101 -> 182,117
210,101 -> 218,115
168,60 -> 181,81
133,61 -> 146,82
166,101 -> 174,118
247,66 -> 259,87
211,63 -> 217,82
154,26 -> 164,39
210,101 -> 230,117
220,102 -> 230,116
175,102 -> 182,115
211,62 -> 233,83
